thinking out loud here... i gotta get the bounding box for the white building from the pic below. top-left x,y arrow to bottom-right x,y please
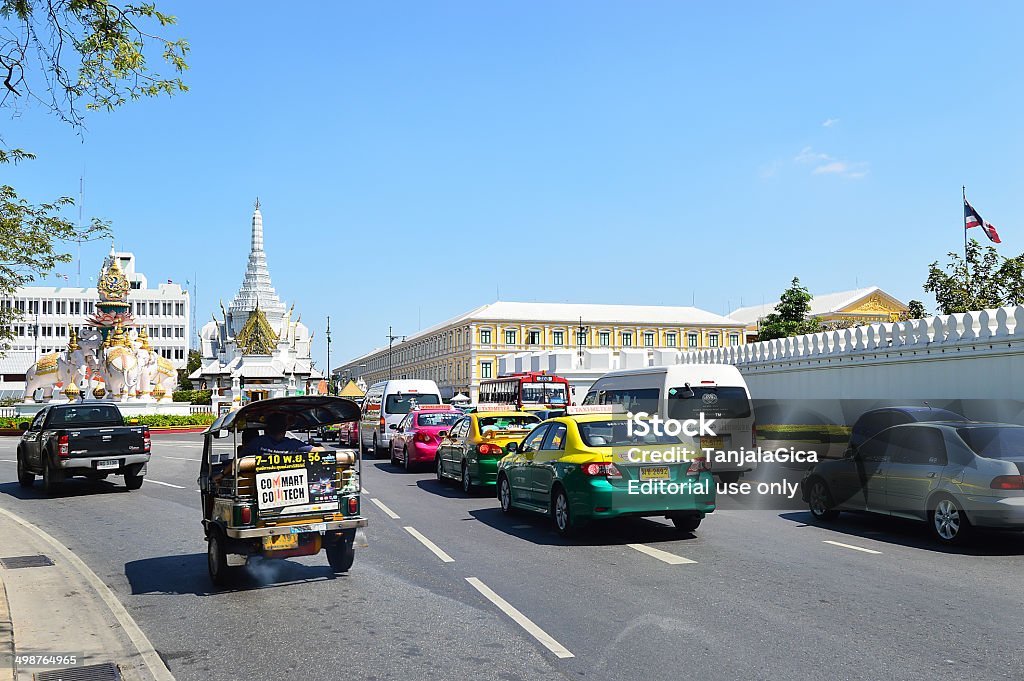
0,252 -> 190,398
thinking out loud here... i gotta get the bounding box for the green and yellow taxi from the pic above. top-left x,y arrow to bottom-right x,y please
496,407 -> 716,536
435,408 -> 542,494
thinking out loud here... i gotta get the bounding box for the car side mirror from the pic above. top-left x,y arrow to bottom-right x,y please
18,422 -> 29,431
844,446 -> 856,458
389,423 -> 399,431
438,430 -> 448,439
506,442 -> 518,454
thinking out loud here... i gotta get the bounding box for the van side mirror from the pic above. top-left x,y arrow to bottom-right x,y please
18,422 -> 29,431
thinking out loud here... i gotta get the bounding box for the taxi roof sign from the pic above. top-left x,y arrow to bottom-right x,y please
565,404 -> 627,415
414,404 -> 455,411
476,403 -> 515,412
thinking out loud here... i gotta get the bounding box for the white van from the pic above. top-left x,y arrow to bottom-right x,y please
359,380 -> 443,457
582,364 -> 756,482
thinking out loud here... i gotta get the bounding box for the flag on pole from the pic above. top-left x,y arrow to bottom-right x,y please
964,199 -> 1002,243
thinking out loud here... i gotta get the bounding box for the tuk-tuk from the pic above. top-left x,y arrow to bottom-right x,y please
198,396 -> 367,585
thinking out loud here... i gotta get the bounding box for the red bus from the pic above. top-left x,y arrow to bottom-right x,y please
478,372 -> 571,411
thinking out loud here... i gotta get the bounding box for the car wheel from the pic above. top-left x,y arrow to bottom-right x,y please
390,444 -> 399,466
461,462 -> 475,495
326,535 -> 355,573
552,487 -> 576,537
436,456 -> 445,483
16,452 -> 34,488
207,529 -> 235,587
124,472 -> 144,491
808,479 -> 840,522
498,475 -> 513,514
42,460 -> 61,495
718,471 -> 741,484
670,513 -> 702,532
403,447 -> 413,473
930,496 -> 970,545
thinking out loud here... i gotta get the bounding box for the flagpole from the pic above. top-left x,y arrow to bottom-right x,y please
963,185 -> 969,284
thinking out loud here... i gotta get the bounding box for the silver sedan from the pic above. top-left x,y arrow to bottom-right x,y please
801,422 -> 1024,544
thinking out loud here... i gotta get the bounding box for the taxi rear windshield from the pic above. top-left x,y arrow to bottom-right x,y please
385,394 -> 441,414
957,426 -> 1024,460
417,412 -> 462,427
667,386 -> 751,419
478,415 -> 540,432
579,420 -> 684,447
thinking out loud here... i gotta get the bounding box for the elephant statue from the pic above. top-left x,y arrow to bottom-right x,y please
104,345 -> 140,401
23,353 -> 61,402
152,355 -> 177,401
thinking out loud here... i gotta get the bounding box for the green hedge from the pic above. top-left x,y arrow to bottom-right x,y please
124,413 -> 217,427
171,390 -> 212,405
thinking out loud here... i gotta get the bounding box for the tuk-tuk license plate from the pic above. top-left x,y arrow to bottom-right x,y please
263,534 -> 298,550
640,466 -> 670,480
96,459 -> 120,470
699,436 -> 724,450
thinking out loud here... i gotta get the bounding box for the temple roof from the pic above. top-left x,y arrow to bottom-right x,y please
228,200 -> 286,319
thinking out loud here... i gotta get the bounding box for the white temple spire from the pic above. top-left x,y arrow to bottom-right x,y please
228,200 -> 286,333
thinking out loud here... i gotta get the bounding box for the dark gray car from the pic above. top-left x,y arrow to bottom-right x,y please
801,422 -> 1024,544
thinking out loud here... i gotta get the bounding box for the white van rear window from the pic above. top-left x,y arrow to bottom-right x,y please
385,394 -> 441,414
668,387 -> 751,419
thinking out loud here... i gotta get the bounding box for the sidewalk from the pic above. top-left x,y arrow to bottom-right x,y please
0,508 -> 174,681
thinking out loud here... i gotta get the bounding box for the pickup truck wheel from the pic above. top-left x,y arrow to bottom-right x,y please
16,453 -> 34,488
326,536 -> 355,573
207,530 -> 235,586
124,473 -> 144,491
42,460 -> 61,495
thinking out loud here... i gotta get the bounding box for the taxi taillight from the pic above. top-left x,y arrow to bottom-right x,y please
581,462 -> 621,478
57,434 -> 69,458
477,443 -> 503,456
990,475 -> 1024,490
414,432 -> 432,444
686,458 -> 711,476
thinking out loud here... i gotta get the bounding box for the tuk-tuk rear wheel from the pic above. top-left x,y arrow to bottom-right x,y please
208,529 -> 236,586
326,538 -> 355,573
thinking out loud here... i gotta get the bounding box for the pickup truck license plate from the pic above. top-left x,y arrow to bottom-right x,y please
262,534 -> 298,550
96,459 -> 120,471
640,466 -> 670,480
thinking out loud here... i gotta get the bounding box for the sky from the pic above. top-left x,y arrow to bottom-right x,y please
6,1 -> 1024,369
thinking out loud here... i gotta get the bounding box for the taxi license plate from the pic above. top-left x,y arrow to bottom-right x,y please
96,459 -> 120,470
262,534 -> 298,551
699,436 -> 724,450
640,466 -> 670,480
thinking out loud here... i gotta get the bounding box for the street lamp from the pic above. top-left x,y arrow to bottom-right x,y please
386,326 -> 405,381
576,315 -> 589,366
326,315 -> 332,395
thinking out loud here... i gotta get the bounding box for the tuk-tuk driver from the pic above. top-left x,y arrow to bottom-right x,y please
241,412 -> 313,455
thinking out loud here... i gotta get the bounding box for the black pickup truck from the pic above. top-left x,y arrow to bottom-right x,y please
16,403 -> 151,493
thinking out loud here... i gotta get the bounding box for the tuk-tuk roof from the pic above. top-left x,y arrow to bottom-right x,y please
204,396 -> 361,434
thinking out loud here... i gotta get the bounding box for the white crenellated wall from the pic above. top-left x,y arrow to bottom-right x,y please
678,306 -> 1024,400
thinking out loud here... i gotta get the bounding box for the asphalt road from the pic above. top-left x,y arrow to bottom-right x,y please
1,433 -> 1022,681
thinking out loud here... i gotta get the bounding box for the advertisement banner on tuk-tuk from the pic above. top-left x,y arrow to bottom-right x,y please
253,449 -> 338,517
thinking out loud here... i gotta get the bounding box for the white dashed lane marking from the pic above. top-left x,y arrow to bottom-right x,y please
823,540 -> 882,555
144,479 -> 186,489
403,526 -> 455,563
466,577 -> 574,659
370,497 -> 400,519
627,543 -> 697,565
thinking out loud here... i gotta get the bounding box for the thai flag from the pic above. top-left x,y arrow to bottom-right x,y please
964,199 -> 1001,243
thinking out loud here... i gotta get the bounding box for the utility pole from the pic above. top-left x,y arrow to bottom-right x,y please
326,316 -> 332,395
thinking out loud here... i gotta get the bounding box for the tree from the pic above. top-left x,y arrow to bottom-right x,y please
176,348 -> 202,390
1,1 -> 189,349
923,238 -> 1024,314
757,277 -> 822,341
901,300 -> 929,320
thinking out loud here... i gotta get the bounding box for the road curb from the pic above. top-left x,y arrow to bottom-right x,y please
0,507 -> 175,681
0,571 -> 13,681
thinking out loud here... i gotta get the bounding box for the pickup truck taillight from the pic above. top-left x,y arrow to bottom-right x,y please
143,430 -> 151,453
57,434 -> 69,458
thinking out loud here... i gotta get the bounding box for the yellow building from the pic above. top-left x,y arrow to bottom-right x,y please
334,301 -> 746,402
728,286 -> 909,342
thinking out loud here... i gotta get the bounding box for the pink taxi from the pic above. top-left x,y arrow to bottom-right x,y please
389,405 -> 464,472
